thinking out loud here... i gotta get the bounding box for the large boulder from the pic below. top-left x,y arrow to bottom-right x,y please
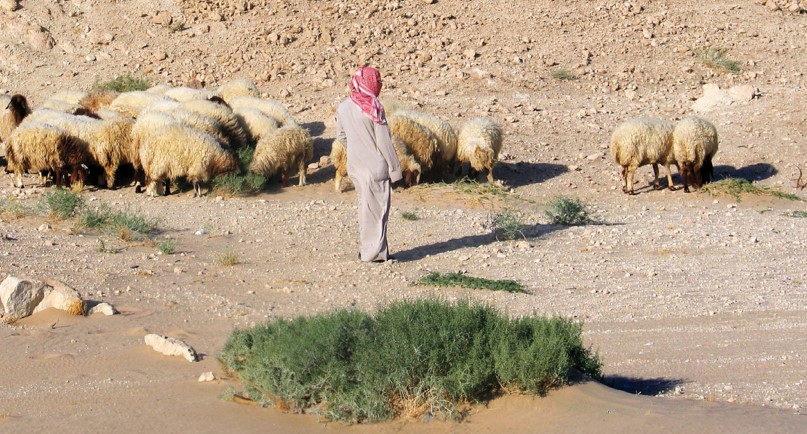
33,279 -> 87,316
0,276 -> 46,322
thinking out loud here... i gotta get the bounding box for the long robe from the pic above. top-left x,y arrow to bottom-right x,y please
336,98 -> 402,262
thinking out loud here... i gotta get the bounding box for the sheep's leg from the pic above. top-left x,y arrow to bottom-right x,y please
14,170 -> 24,188
651,164 -> 661,190
193,181 -> 201,197
626,165 -> 637,195
664,163 -> 676,191
163,180 -> 171,196
105,166 -> 118,190
620,166 -> 628,193
133,167 -> 145,193
334,173 -> 343,193
486,166 -> 494,183
53,169 -> 63,188
280,171 -> 288,187
681,166 -> 691,193
298,161 -> 307,186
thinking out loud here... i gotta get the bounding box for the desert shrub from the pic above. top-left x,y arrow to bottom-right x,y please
418,272 -> 528,294
157,238 -> 177,254
784,210 -> 807,218
550,68 -> 577,80
488,208 -> 526,241
699,47 -> 741,74
0,195 -> 30,221
43,189 -> 85,219
218,251 -> 240,266
400,211 -> 419,221
218,299 -> 601,423
214,146 -> 268,196
79,203 -> 157,239
545,196 -> 593,225
700,178 -> 802,202
93,74 -> 151,92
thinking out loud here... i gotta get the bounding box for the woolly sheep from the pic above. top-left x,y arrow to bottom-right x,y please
330,136 -> 421,193
395,109 -> 458,175
457,117 -> 503,183
218,78 -> 261,103
79,89 -> 119,113
235,107 -> 279,145
1,94 -> 31,146
673,115 -> 719,192
129,111 -> 181,191
48,89 -> 88,105
387,112 -> 439,172
380,98 -> 410,117
166,108 -> 231,150
40,98 -> 85,114
164,86 -> 218,102
108,91 -> 175,117
610,117 -> 676,195
249,126 -> 313,187
6,122 -> 90,189
330,139 -> 348,193
140,124 -> 240,197
146,84 -> 174,95
179,99 -> 248,150
229,96 -> 298,127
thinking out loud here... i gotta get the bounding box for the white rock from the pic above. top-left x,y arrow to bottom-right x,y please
144,334 -> 198,362
33,279 -> 86,316
1,276 -> 46,321
89,302 -> 118,316
198,372 -> 216,382
38,224 -> 51,232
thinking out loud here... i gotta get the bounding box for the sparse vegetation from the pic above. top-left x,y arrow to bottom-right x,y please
785,210 -> 807,218
213,146 -> 268,196
700,178 -> 802,202
0,195 -> 29,221
488,208 -> 526,241
418,272 -> 528,294
699,47 -> 741,74
43,189 -> 85,219
157,238 -> 177,254
401,211 -> 419,221
218,299 -> 601,423
545,196 -> 594,226
218,251 -> 241,266
92,74 -> 151,92
79,203 -> 157,239
168,20 -> 186,33
550,68 -> 577,80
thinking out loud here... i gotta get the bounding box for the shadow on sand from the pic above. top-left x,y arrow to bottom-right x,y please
602,375 -> 686,396
495,162 -> 569,188
714,163 -> 777,182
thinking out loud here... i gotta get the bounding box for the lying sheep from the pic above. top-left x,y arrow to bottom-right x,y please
140,124 -> 240,197
673,115 -> 719,192
229,96 -> 298,127
218,78 -> 261,103
331,137 -> 421,193
387,112 -> 439,173
395,109 -> 458,175
457,117 -> 503,183
610,117 -> 676,195
249,126 -> 313,186
235,107 -> 279,145
6,122 -> 90,189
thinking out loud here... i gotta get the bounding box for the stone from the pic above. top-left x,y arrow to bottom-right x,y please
0,0 -> 18,12
765,1 -> 781,11
691,83 -> 735,113
89,302 -> 118,316
33,279 -> 86,316
152,11 -> 173,26
727,84 -> 759,102
145,334 -> 198,362
0,276 -> 46,322
198,372 -> 215,382
38,224 -> 51,232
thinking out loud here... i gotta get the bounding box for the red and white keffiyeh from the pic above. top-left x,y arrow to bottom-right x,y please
349,66 -> 385,125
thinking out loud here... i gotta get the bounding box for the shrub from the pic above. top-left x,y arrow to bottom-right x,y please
550,68 -> 577,80
79,203 -> 157,239
488,208 -> 525,241
545,196 -> 593,226
214,146 -> 268,196
0,195 -> 29,221
418,272 -> 528,294
699,47 -> 741,74
700,178 -> 802,202
44,189 -> 85,219
218,251 -> 240,266
93,74 -> 151,92
401,211 -> 419,221
157,238 -> 177,254
218,299 -> 601,423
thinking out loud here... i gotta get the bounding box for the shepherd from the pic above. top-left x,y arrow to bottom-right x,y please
336,66 -> 403,263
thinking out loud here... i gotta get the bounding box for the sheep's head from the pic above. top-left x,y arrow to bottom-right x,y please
208,95 -> 230,108
680,162 -> 703,191
471,146 -> 495,172
7,94 -> 31,123
403,168 -> 420,187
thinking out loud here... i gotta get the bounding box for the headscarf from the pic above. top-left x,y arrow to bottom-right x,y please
349,66 -> 385,125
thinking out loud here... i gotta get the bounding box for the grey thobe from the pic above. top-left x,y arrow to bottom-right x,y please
336,98 -> 402,262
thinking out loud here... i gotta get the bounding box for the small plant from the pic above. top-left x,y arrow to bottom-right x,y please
97,238 -> 118,254
218,251 -> 241,266
785,210 -> 807,218
401,211 -> 419,221
44,189 -> 85,219
79,203 -> 157,239
700,178 -> 802,202
699,47 -> 741,74
550,68 -> 577,80
418,272 -> 528,294
157,238 -> 177,254
92,74 -> 151,92
545,196 -> 593,226
213,146 -> 268,195
0,195 -> 28,221
168,20 -> 186,33
488,208 -> 526,240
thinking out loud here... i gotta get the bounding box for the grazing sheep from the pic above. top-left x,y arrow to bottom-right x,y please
48,89 -> 88,105
1,94 -> 32,145
229,96 -> 298,127
108,91 -> 175,117
457,117 -> 504,183
380,97 -> 410,117
79,89 -> 119,112
673,115 -> 719,192
6,122 -> 90,189
179,99 -> 248,150
146,83 -> 174,95
235,107 -> 279,145
387,112 -> 439,172
130,111 -> 182,191
167,108 -> 231,150
395,109 -> 458,175
218,78 -> 261,103
331,136 -> 422,193
330,139 -> 348,193
249,126 -> 313,186
140,124 -> 240,197
40,98 -> 85,114
164,86 -> 218,102
610,117 -> 676,195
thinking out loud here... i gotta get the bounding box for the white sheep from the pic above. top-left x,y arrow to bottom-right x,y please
164,86 -> 218,102
179,98 -> 249,150
48,89 -> 88,105
673,115 -> 719,192
387,112 -> 439,173
249,126 -> 313,186
610,117 -> 676,195
457,117 -> 504,184
140,124 -> 240,197
108,91 -> 175,117
79,89 -> 120,113
395,109 -> 458,175
218,78 -> 261,103
146,83 -> 174,95
330,136 -> 421,193
330,139 -> 348,193
6,122 -> 91,189
228,96 -> 298,127
166,108 -> 231,150
40,98 -> 85,115
235,107 -> 279,145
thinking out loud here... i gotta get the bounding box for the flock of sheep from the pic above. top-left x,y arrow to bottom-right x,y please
1,77 -> 717,198
0,79 -> 506,197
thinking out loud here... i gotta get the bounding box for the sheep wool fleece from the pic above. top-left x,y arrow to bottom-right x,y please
336,98 -> 403,262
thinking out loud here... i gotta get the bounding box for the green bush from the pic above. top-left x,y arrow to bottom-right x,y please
400,211 -> 419,221
488,208 -> 525,241
1,195 -> 29,221
79,203 -> 157,239
157,238 -> 177,254
44,189 -> 85,219
213,146 -> 268,196
93,75 -> 151,92
550,68 -> 577,80
544,196 -> 593,225
700,178 -> 801,202
218,299 -> 601,423
699,47 -> 741,74
418,272 -> 527,294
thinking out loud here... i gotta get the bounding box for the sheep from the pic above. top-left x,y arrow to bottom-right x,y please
164,86 -> 218,102
179,98 -> 248,150
6,122 -> 90,189
40,98 -> 85,114
235,107 -> 279,144
330,136 -> 421,193
48,89 -> 88,105
387,112 -> 439,173
456,117 -> 504,184
673,115 -> 719,192
129,111 -> 182,192
609,117 -> 676,195
108,91 -> 175,117
79,89 -> 119,113
228,96 -> 298,127
167,108 -> 231,150
249,125 -> 313,186
218,78 -> 261,103
380,97 -> 410,117
146,83 -> 174,95
394,109 -> 458,176
1,94 -> 31,145
140,124 -> 240,197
